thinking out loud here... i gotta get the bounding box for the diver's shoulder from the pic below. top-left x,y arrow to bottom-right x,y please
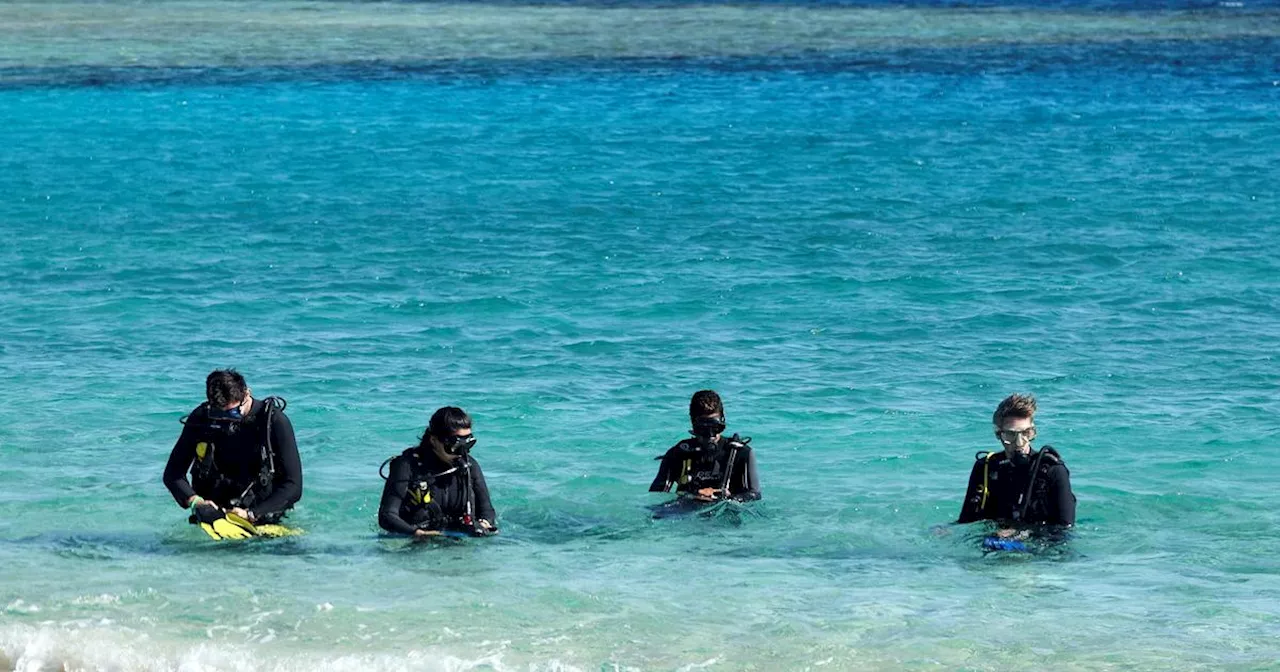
659,439 -> 697,458
974,450 -> 1008,464
669,439 -> 698,454
1039,445 -> 1067,466
724,434 -> 754,454
390,447 -> 421,467
267,407 -> 294,427
1041,450 -> 1071,483
257,396 -> 291,419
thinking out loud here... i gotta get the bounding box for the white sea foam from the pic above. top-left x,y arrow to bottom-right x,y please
0,623 -> 586,672
71,594 -> 123,606
3,601 -> 39,615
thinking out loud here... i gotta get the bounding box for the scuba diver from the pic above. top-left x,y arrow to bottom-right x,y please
378,406 -> 497,538
162,369 -> 303,539
649,390 -> 761,503
957,394 -> 1076,539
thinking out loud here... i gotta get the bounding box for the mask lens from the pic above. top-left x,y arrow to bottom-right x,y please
209,407 -> 243,421
206,403 -> 244,435
692,416 -> 725,439
440,434 -> 477,455
997,427 -> 1036,444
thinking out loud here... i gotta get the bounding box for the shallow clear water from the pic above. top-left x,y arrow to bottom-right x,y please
1,1 -> 1279,670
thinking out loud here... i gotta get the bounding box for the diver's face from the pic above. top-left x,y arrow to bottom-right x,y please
209,395 -> 249,421
206,395 -> 250,435
995,416 -> 1036,459
431,428 -> 475,463
691,413 -> 725,442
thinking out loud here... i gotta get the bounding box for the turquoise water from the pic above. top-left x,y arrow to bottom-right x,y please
2,1 -> 1280,669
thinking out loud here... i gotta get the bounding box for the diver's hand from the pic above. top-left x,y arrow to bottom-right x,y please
996,528 -> 1029,540
693,488 -> 722,501
193,500 -> 221,513
475,519 -> 497,535
189,496 -> 220,510
413,529 -> 442,539
228,507 -> 256,523
190,500 -> 223,524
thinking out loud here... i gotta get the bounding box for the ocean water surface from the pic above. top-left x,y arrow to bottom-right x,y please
1,1 -> 1279,670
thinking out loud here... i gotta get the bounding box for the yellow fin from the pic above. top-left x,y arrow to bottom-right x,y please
199,522 -> 222,540
223,513 -> 260,536
253,524 -> 303,538
211,517 -> 254,540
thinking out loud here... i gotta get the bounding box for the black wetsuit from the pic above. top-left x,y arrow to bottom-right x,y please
162,398 -> 303,523
957,447 -> 1075,526
378,449 -> 496,535
649,435 -> 761,501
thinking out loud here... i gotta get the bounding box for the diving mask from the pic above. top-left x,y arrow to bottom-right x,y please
208,406 -> 243,422
996,426 -> 1036,446
690,415 -> 726,440
206,403 -> 245,434
437,433 -> 477,456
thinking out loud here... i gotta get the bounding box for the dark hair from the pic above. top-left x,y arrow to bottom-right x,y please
206,369 -> 248,408
425,406 -> 472,441
993,393 -> 1037,427
689,390 -> 724,419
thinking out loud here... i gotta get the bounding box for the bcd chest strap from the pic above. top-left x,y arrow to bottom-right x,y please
972,450 -> 1004,511
381,449 -> 475,528
972,446 -> 1066,522
660,435 -> 751,490
183,397 -> 286,508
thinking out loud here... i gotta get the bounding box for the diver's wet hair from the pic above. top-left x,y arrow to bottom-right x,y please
993,393 -> 1037,427
426,406 -> 472,441
689,390 -> 724,419
206,369 -> 248,408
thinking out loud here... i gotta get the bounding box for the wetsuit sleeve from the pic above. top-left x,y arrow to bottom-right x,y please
247,411 -> 303,520
162,423 -> 200,507
1045,464 -> 1076,526
377,457 -> 419,535
470,459 -> 497,524
956,460 -> 988,524
648,449 -> 677,492
729,446 -> 761,502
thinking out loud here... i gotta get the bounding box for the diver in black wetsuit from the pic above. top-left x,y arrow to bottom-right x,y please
163,369 -> 303,525
957,394 -> 1075,532
378,406 -> 497,538
650,390 -> 761,503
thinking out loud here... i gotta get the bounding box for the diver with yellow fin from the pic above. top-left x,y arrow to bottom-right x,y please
163,369 -> 303,540
649,390 -> 761,511
378,406 -> 497,539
